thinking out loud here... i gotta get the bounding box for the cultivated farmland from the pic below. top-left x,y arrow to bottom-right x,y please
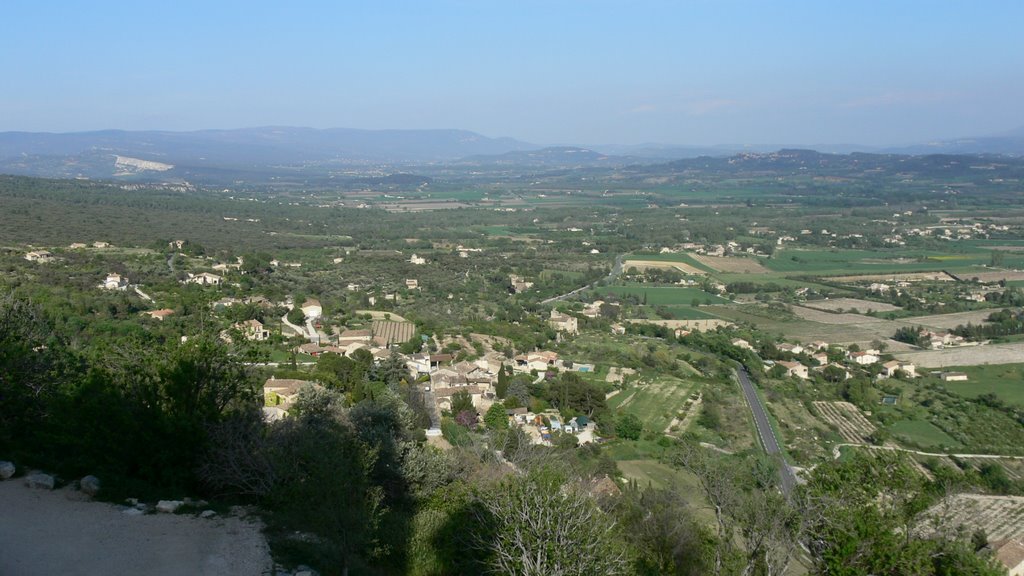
801,298 -> 902,313
621,259 -> 706,275
691,254 -> 772,274
812,401 -> 877,443
919,494 -> 1024,541
896,341 -> 1024,368
608,376 -> 696,434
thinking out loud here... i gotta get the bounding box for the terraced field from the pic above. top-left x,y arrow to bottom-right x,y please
919,494 -> 1024,541
812,401 -> 876,443
957,457 -> 1024,481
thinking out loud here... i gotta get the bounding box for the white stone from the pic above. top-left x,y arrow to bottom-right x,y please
24,472 -> 54,490
156,500 -> 184,513
0,461 -> 14,479
199,510 -> 217,519
80,475 -> 101,496
123,507 -> 146,516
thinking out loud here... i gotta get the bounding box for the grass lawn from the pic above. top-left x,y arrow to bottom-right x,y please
608,377 -> 697,433
889,420 -> 961,449
597,284 -> 730,306
269,349 -> 316,363
937,363 -> 1024,408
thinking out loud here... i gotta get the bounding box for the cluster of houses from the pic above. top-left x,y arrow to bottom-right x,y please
24,250 -> 54,263
659,241 -> 768,258
256,318 -> 596,446
733,337 -> 921,382
509,411 -> 597,444
916,329 -> 967,350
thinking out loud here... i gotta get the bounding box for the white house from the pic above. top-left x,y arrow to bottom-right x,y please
778,343 -> 804,355
777,360 -> 809,379
548,310 -> 578,335
881,360 -> 916,378
939,371 -> 969,382
732,338 -> 755,351
102,273 -> 129,290
185,272 -> 223,286
25,250 -> 53,262
235,319 -> 271,341
847,351 -> 879,365
510,274 -> 534,293
409,254 -> 427,265
807,341 -> 830,352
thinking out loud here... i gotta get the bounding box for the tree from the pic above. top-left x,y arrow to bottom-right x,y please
476,468 -> 628,575
371,350 -> 410,389
484,402 -> 508,431
803,451 -> 1004,576
667,440 -> 805,576
450,390 -> 474,415
286,306 -> 305,326
496,363 -> 510,398
455,409 -> 477,428
0,297 -> 80,448
266,415 -> 385,576
616,412 -> 643,440
616,484 -> 711,575
547,372 -> 607,418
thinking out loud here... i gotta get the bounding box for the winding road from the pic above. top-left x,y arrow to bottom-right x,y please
736,367 -> 798,497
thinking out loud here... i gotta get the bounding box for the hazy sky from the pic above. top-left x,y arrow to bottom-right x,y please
3,1 -> 1022,146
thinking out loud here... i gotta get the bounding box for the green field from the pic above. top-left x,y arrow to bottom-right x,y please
597,285 -> 729,306
608,377 -> 697,433
937,364 -> 1024,407
889,420 -> 961,449
659,306 -> 720,320
767,246 -> 1024,276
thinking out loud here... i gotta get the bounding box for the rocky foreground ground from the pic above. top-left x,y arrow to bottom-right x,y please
0,478 -> 274,575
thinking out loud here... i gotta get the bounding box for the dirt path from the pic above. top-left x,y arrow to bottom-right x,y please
0,482 -> 273,575
831,443 -> 1024,461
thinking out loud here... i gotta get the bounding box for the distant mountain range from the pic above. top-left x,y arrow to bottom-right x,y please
0,125 -> 1022,183
0,127 -> 534,180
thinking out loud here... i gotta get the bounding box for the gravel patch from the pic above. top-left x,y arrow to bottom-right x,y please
0,481 -> 273,575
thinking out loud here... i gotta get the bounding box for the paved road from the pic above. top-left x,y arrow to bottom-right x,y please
541,253 -> 626,305
736,367 -> 798,496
